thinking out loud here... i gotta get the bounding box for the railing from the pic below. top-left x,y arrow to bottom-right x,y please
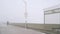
44,8 -> 60,15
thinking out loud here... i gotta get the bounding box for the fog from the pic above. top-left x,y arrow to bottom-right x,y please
0,0 -> 60,23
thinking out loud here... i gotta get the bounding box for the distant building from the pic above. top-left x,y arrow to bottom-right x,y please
44,4 -> 60,24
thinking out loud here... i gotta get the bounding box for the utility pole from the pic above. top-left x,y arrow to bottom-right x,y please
23,0 -> 28,29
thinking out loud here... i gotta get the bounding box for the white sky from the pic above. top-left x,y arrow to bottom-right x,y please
0,0 -> 60,23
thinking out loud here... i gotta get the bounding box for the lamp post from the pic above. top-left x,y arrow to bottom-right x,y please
23,0 -> 28,29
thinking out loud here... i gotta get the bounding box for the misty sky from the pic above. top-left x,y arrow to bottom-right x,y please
0,0 -> 60,23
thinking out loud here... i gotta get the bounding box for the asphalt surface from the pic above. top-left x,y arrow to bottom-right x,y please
0,25 -> 45,34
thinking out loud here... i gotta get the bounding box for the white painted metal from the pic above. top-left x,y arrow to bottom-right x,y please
23,0 -> 28,29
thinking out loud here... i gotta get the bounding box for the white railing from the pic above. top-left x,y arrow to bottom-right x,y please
44,8 -> 60,15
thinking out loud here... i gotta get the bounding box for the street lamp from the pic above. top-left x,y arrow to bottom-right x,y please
23,0 -> 28,29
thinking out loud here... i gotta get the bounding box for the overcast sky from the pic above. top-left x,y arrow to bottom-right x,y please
0,0 -> 60,23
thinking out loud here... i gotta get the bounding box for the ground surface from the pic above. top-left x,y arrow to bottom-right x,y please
0,25 -> 45,34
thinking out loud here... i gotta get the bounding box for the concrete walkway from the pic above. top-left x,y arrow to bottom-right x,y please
0,25 -> 45,34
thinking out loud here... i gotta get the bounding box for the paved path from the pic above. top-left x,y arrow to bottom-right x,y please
0,25 -> 45,34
